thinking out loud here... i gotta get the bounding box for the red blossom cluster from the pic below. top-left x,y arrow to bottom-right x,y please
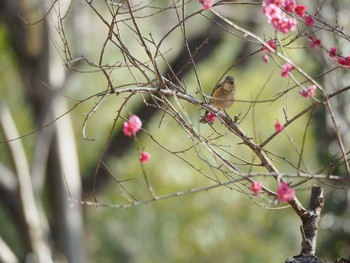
250,181 -> 295,202
299,85 -> 316,98
329,47 -> 337,58
336,56 -> 350,67
308,35 -> 321,49
262,0 -> 314,33
304,15 -> 314,27
281,63 -> 294,78
328,47 -> 350,67
262,0 -> 296,33
294,5 -> 306,16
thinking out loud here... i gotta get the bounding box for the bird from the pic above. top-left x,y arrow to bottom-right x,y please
199,75 -> 236,123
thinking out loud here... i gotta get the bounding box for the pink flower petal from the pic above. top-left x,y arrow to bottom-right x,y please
123,122 -> 133,138
140,151 -> 151,163
274,119 -> 284,132
123,115 -> 142,138
295,5 -> 306,16
281,63 -> 294,78
304,15 -> 314,27
263,40 -> 277,52
329,47 -> 337,58
250,181 -> 263,195
337,56 -> 350,67
206,112 -> 217,124
283,0 -> 296,13
277,182 -> 295,202
262,1 -> 297,33
299,85 -> 316,98
263,54 -> 270,63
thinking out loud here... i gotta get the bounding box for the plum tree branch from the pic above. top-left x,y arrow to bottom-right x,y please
300,186 -> 324,256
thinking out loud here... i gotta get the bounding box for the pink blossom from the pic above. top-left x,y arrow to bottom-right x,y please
198,0 -> 213,10
262,40 -> 276,63
283,0 -> 296,13
263,0 -> 284,7
262,1 -> 297,33
277,182 -> 295,202
140,151 -> 151,163
281,63 -> 294,78
295,5 -> 306,16
279,17 -> 297,33
263,54 -> 270,63
263,40 -> 277,52
206,112 -> 217,124
299,85 -> 316,98
274,119 -> 284,132
263,3 -> 282,23
250,181 -> 263,195
308,36 -> 321,49
123,115 -> 142,138
337,56 -> 350,67
272,15 -> 297,33
304,15 -> 314,27
328,47 -> 337,58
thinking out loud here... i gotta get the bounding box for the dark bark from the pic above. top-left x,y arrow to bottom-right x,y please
284,186 -> 328,263
286,255 -> 323,263
286,255 -> 350,263
300,186 -> 324,255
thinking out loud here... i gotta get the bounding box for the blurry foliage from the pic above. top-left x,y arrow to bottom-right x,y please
0,26 -> 36,161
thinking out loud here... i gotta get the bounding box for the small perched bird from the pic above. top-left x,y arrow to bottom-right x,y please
199,75 -> 236,123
